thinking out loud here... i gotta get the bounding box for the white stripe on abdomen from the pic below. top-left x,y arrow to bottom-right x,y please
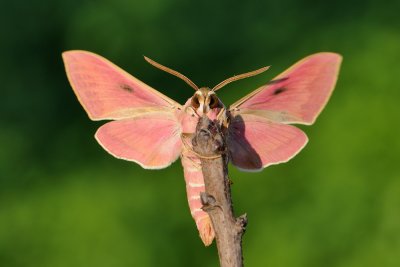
181,150 -> 215,246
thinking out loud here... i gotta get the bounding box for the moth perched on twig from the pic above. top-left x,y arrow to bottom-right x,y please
62,51 -> 342,246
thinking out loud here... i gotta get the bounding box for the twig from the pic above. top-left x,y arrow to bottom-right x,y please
192,116 -> 247,267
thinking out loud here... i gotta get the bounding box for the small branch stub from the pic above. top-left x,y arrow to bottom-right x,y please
192,116 -> 247,267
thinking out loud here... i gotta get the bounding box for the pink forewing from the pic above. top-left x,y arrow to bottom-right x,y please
228,114 -> 308,171
63,50 -> 180,120
231,53 -> 342,125
95,113 -> 182,169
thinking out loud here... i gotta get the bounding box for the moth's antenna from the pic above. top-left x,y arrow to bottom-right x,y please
212,66 -> 270,91
144,56 -> 199,91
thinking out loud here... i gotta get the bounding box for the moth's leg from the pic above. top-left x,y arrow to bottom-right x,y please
216,107 -> 226,121
217,108 -> 230,129
185,106 -> 199,117
180,135 -> 202,170
181,133 -> 196,152
181,132 -> 195,139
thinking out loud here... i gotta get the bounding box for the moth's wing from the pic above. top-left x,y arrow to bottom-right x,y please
228,114 -> 308,171
230,52 -> 342,125
95,112 -> 182,169
62,50 -> 181,121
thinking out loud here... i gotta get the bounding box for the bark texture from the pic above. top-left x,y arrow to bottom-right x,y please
192,116 -> 247,267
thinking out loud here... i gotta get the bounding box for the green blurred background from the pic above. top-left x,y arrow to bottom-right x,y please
1,0 -> 399,266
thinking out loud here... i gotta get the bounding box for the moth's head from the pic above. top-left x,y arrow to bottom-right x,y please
191,87 -> 221,114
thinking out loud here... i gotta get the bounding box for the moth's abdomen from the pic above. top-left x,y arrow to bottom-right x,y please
181,151 -> 215,246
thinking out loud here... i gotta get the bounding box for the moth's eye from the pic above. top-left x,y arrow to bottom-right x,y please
209,95 -> 219,108
191,96 -> 200,108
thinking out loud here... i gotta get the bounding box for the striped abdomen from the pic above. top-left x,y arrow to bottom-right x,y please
181,148 -> 215,246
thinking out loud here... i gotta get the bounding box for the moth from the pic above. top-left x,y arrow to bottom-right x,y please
62,51 -> 342,246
